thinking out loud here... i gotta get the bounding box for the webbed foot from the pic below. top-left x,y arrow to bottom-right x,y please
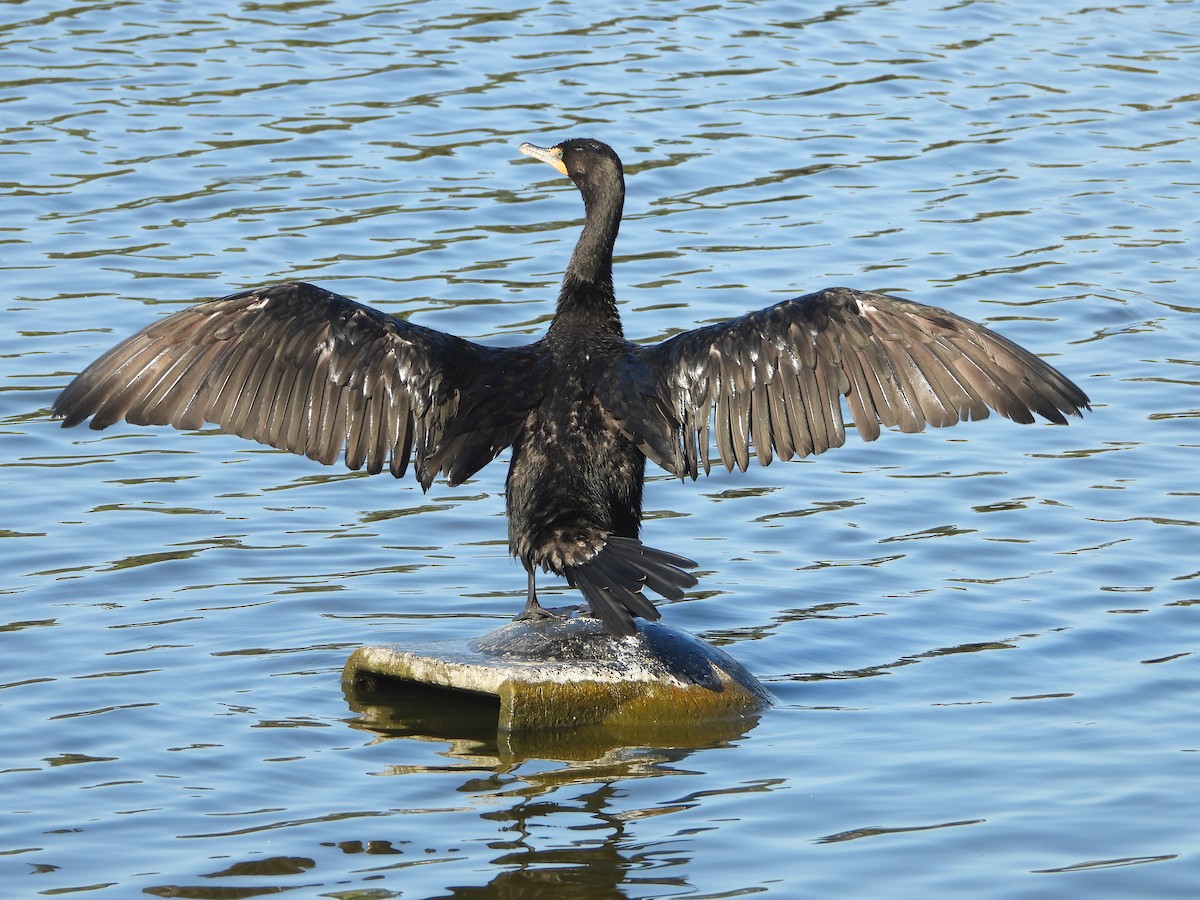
514,598 -> 565,624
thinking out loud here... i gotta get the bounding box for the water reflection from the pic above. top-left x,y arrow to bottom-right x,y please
333,674 -> 767,899
145,857 -> 319,899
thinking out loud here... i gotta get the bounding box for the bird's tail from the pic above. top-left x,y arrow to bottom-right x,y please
566,535 -> 698,637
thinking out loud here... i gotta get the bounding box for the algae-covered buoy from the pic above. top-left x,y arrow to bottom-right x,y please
342,611 -> 772,732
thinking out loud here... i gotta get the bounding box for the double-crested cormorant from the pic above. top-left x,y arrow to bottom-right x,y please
53,138 -> 1090,636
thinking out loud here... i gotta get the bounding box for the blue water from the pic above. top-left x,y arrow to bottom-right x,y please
3,1 -> 1198,896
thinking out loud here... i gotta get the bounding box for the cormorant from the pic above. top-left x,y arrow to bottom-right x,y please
53,137 -> 1090,636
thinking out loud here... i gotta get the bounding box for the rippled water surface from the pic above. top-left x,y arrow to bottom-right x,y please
3,1 -> 1199,896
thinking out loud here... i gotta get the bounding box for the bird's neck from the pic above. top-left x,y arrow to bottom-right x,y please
552,275 -> 623,340
565,188 -> 621,284
553,188 -> 623,335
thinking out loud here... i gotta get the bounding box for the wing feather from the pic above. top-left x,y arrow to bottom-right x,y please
640,286 -> 1089,478
53,281 -> 543,486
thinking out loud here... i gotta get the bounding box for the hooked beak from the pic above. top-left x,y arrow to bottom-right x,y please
518,141 -> 568,176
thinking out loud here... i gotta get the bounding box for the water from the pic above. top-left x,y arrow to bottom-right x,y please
3,0 -> 1198,896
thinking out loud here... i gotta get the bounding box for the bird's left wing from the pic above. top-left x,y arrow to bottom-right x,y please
53,282 -> 541,488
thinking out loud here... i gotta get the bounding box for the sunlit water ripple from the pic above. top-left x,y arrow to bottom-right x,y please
2,1 -> 1198,897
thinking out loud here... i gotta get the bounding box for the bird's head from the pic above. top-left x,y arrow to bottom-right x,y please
519,137 -> 624,197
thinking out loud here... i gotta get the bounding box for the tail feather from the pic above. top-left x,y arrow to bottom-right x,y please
566,536 -> 699,637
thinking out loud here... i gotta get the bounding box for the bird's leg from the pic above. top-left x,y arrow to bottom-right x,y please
514,565 -> 560,622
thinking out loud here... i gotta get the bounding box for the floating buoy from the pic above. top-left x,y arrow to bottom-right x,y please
342,612 -> 773,732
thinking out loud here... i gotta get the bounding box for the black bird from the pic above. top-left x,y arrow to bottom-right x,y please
53,137 -> 1090,636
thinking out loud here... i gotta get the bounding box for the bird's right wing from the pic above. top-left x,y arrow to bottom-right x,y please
639,287 -> 1090,479
53,282 -> 542,488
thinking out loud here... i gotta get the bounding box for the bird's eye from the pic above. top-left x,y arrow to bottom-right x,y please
554,148 -> 564,160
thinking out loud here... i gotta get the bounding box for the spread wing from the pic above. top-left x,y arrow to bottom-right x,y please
639,286 -> 1090,478
53,281 -> 543,488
